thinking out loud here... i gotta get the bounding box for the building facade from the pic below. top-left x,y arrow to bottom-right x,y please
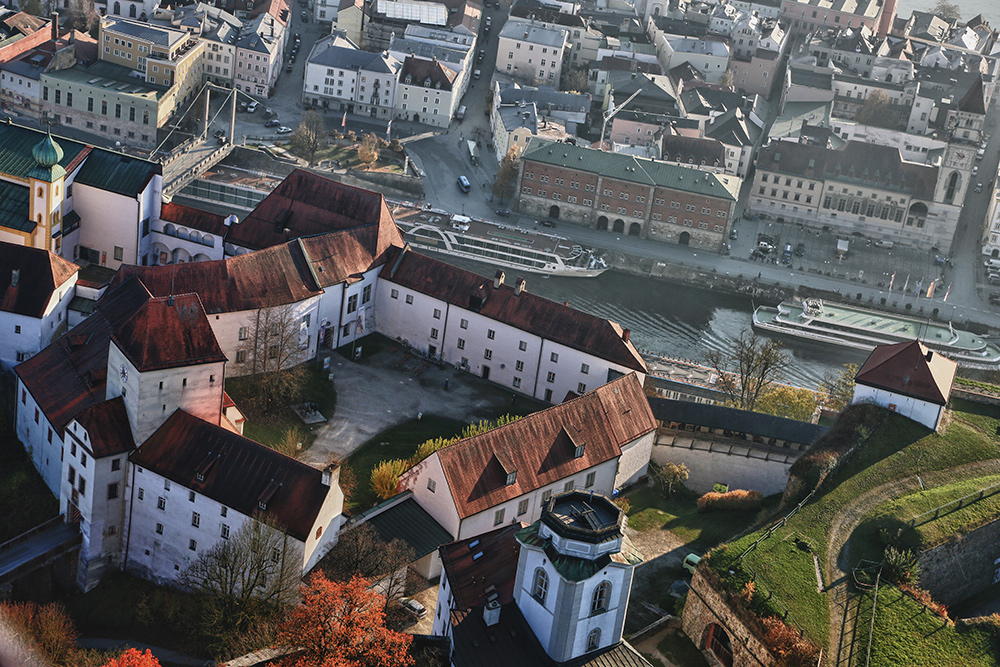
496,19 -> 569,86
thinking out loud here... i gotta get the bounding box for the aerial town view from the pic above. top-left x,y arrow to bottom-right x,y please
3,0 -> 1000,663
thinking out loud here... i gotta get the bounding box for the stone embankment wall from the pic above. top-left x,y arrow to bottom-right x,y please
651,441 -> 794,496
681,569 -> 775,667
918,517 -> 1000,607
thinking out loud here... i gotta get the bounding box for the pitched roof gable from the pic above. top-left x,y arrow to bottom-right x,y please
854,340 -> 956,405
131,410 -> 329,541
0,241 -> 78,318
431,374 -> 654,519
73,397 -> 135,457
439,523 -> 522,610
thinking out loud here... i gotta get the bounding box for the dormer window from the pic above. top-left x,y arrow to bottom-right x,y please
506,471 -> 517,485
574,444 -> 585,458
405,74 -> 412,84
424,77 -> 432,87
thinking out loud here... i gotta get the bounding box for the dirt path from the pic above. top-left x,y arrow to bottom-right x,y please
823,457 -> 1000,664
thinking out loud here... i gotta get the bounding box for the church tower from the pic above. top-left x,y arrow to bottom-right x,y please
514,491 -> 642,662
27,132 -> 67,255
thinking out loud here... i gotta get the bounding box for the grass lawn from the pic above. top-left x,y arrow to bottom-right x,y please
710,401 -> 1000,659
224,361 -> 336,452
344,416 -> 468,513
0,410 -> 58,542
624,485 -> 777,550
862,586 -> 1000,667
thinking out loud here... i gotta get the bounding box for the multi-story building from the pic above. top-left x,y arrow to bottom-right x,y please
496,19 -> 569,86
149,3 -> 242,89
235,9 -> 285,97
653,35 -> 730,83
748,139 -> 965,252
727,12 -> 789,97
302,31 -> 400,119
395,55 -> 458,127
489,82 -> 590,161
0,241 -> 78,370
779,0 -> 896,38
518,139 -> 741,250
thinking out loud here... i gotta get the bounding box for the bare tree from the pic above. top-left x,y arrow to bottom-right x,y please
492,146 -> 520,202
561,68 -> 588,93
317,522 -> 414,609
235,304 -> 308,413
64,0 -> 99,33
705,329 -> 789,412
719,69 -> 735,88
357,132 -> 380,169
818,363 -> 858,411
290,110 -> 328,165
181,518 -> 301,631
854,90 -> 895,129
932,0 -> 961,20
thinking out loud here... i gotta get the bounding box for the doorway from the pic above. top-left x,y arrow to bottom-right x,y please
428,344 -> 437,359
549,205 -> 560,219
679,231 -> 691,245
482,365 -> 490,380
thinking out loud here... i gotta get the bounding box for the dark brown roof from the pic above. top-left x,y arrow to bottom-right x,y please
227,169 -> 397,251
108,292 -> 227,372
73,397 -> 134,458
131,410 -> 330,541
599,57 -> 662,74
450,604 -> 549,667
854,340 -> 956,405
381,249 -> 646,373
16,277 -> 153,433
2,11 -> 47,36
431,374 -> 654,519
439,524 -> 522,610
300,221 -> 403,288
400,56 -> 457,90
112,242 -> 324,313
0,241 -> 78,318
755,141 -> 939,200
660,135 -> 726,167
160,201 -> 230,236
958,74 -> 986,115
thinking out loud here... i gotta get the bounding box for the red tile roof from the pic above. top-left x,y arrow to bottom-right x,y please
131,410 -> 330,542
300,220 -> 403,288
160,201 -> 231,236
73,397 -> 134,458
439,523 -> 523,610
109,292 -> 227,372
429,374 -> 654,519
16,277 -> 152,433
226,169 -> 399,251
400,56 -> 458,90
381,248 -> 646,373
855,340 -> 956,405
0,241 -> 78,318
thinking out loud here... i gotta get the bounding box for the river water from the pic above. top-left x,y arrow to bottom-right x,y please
894,0 -> 999,26
441,257 -> 869,388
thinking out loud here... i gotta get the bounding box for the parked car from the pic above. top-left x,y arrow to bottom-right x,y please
400,597 -> 426,619
286,63 -> 293,72
301,10 -> 308,21
874,240 -> 894,249
539,220 -> 556,228
477,49 -> 485,63
973,165 -> 979,176
781,243 -> 793,264
457,175 -> 471,192
247,100 -> 258,113
976,183 -> 984,193
473,69 -> 481,80
496,209 -> 510,217
276,126 -> 293,134
213,129 -> 225,138
990,292 -> 1000,306
294,33 -> 301,44
795,242 -> 805,257
729,228 -> 738,240
757,241 -> 775,252
265,119 -> 281,127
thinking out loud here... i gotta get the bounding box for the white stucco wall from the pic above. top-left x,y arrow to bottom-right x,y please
650,443 -> 793,496
74,185 -> 141,270
615,431 -> 654,489
853,384 -> 943,430
15,380 -> 63,495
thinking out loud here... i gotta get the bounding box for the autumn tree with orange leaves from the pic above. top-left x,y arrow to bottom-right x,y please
99,649 -> 162,667
277,572 -> 414,667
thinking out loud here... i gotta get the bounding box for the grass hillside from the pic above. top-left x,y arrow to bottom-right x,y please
706,399 -> 1000,665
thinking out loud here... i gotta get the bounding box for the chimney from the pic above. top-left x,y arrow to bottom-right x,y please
225,213 -> 239,226
623,328 -> 631,343
51,12 -> 59,41
321,465 -> 334,486
11,269 -> 20,287
514,277 -> 526,296
925,350 -> 933,362
483,599 -> 501,627
493,269 -> 505,289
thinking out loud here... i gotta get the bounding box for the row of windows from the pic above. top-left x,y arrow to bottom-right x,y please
761,174 -> 817,191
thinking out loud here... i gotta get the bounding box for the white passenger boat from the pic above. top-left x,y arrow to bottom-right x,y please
395,212 -> 608,278
753,298 -> 1000,368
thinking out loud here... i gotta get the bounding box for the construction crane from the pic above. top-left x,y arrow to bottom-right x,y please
599,88 -> 642,151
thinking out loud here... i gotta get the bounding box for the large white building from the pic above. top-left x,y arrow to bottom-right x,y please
302,30 -> 400,118
496,19 -> 569,86
401,373 -> 655,541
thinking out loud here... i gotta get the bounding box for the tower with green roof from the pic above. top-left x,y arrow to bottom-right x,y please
27,131 -> 67,254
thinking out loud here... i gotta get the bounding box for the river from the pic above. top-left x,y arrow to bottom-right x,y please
894,0 -> 999,26
439,257 -> 869,388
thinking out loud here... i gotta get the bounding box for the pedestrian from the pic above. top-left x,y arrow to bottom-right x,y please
511,394 -> 516,405
444,379 -> 449,390
758,272 -> 762,280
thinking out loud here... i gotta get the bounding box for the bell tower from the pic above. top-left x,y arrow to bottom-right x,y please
514,491 -> 642,662
27,131 -> 67,254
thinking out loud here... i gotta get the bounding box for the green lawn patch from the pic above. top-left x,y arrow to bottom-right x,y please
0,410 -> 58,542
344,416 -> 468,513
712,401 -> 1000,657
864,586 -> 1000,667
624,485 -> 776,550
224,361 -> 336,452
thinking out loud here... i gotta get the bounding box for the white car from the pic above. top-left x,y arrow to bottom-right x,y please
976,183 -> 983,193
276,126 -> 293,134
247,100 -> 259,113
400,597 -> 426,618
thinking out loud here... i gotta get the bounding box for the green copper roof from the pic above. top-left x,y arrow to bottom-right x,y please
523,139 -> 741,201
515,522 -> 643,582
33,133 -> 65,168
0,123 -> 84,181
0,180 -> 35,233
75,149 -> 160,197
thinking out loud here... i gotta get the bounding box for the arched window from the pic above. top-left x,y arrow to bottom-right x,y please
113,0 -> 120,13
587,628 -> 601,652
37,187 -> 43,197
129,3 -> 136,17
591,581 -> 611,614
532,568 -> 549,604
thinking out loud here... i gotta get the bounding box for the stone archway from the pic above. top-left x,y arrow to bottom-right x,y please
597,215 -> 609,230
629,222 -> 642,237
613,219 -> 625,233
704,624 -> 734,667
549,205 -> 560,219
679,231 -> 691,245
906,202 -> 928,228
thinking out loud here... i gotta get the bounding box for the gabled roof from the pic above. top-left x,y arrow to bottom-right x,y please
131,410 -> 329,541
73,397 -> 134,458
648,398 -> 828,445
957,74 -> 986,114
381,248 -> 646,373
440,523 -> 522,610
160,201 -> 230,236
660,135 -> 726,167
450,604 -> 549,667
108,291 -> 226,372
360,496 -> 453,559
428,374 -> 654,519
0,123 -> 88,181
854,340 -> 956,405
400,56 -> 457,90
227,169 -> 398,250
2,11 -> 47,36
0,242 -> 78,318
72,145 -> 160,197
